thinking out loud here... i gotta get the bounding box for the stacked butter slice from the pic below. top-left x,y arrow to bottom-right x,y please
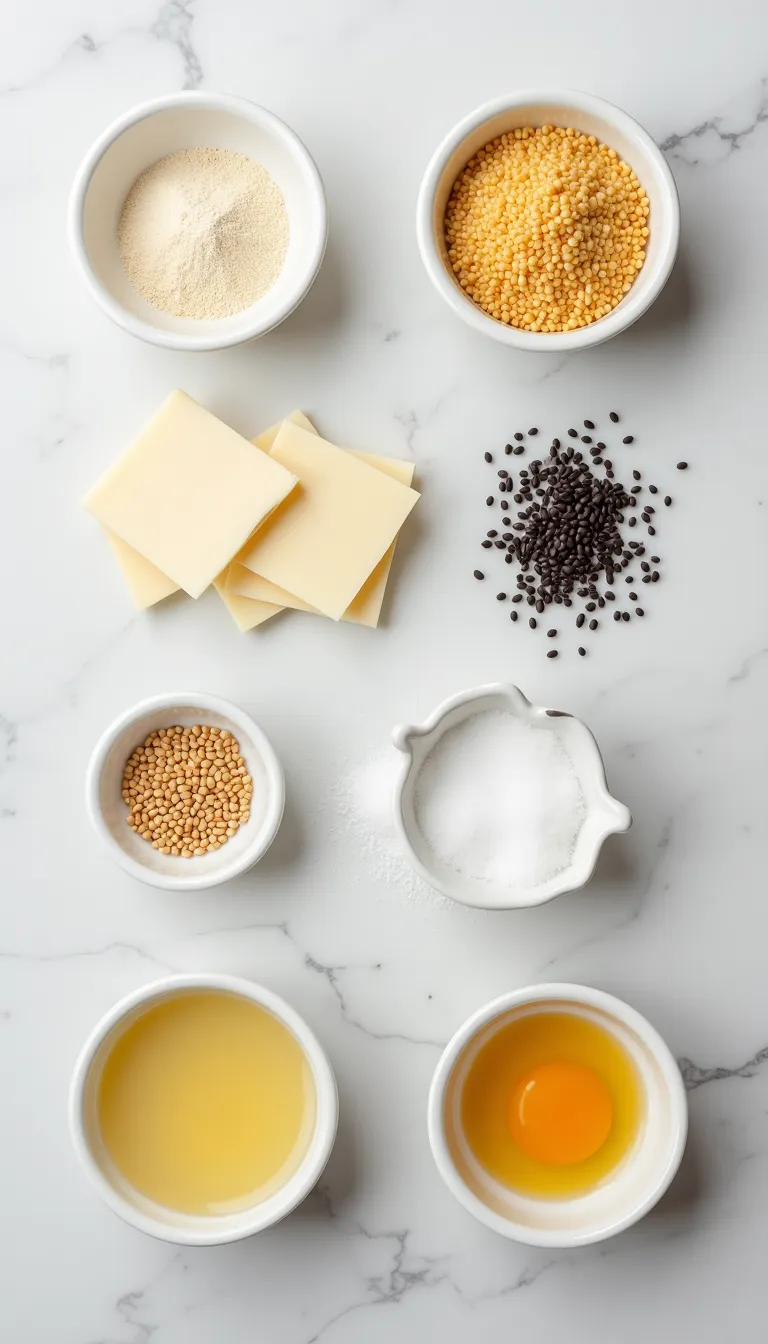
84,392 -> 420,632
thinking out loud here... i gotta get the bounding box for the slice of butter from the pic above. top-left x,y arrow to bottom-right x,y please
84,390 -> 298,598
104,529 -> 180,610
237,422 -> 420,620
212,570 -> 284,632
233,444 -> 416,627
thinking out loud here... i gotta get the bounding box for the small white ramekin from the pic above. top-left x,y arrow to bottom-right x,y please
69,973 -> 339,1244
69,92 -> 327,351
416,89 -> 680,352
85,691 -> 285,892
393,683 -> 631,910
428,983 -> 687,1248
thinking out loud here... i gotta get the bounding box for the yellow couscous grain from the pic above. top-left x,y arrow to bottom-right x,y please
444,126 -> 650,333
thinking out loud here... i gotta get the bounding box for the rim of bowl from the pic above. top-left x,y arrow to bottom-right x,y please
416,88 -> 680,352
392,682 -> 632,911
427,983 -> 688,1248
84,691 -> 286,892
68,91 -> 328,352
69,973 -> 339,1245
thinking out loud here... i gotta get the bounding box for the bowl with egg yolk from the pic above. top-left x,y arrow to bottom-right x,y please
428,983 -> 687,1247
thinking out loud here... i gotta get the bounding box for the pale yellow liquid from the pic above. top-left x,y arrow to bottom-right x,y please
97,991 -> 315,1215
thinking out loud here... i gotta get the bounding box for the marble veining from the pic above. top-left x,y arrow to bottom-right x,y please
3,0 -> 768,1340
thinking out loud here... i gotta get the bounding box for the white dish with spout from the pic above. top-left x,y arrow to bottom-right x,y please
392,683 -> 631,910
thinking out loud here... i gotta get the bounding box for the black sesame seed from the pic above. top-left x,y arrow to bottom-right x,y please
576,613 -> 585,628
635,607 -> 644,616
496,592 -> 507,601
596,442 -> 606,450
552,438 -> 560,449
502,516 -> 511,524
629,592 -> 637,600
529,427 -> 538,435
512,593 -> 522,603
581,435 -> 592,444
584,420 -> 595,430
529,617 -> 537,629
497,469 -> 508,478
642,575 -> 651,584
664,496 -> 672,506
513,444 -> 524,455
676,461 -> 688,470
547,628 -> 557,638
648,525 -> 656,535
623,435 -> 634,444
547,649 -> 558,658
505,443 -> 513,455
609,412 -> 619,423
510,610 -> 518,621
484,451 -> 493,462
568,428 -> 578,437
641,512 -> 650,523
514,432 -> 524,441
593,456 -> 603,465
586,602 -> 596,612
651,556 -> 660,563
589,619 -> 598,631
652,571 -> 660,582
486,496 -> 494,506
648,483 -> 658,493
536,599 -> 544,613
578,646 -> 586,656
504,553 -> 513,564
622,611 -> 630,622
481,540 -> 492,549
473,570 -> 484,580
613,610 -> 621,622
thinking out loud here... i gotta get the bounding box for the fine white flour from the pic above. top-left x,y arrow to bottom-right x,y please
118,147 -> 289,320
414,710 -> 585,889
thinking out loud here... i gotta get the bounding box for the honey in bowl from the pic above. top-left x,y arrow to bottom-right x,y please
97,990 -> 316,1216
461,1011 -> 642,1198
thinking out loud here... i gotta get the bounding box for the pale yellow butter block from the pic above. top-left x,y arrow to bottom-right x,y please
229,564 -> 317,613
84,390 -> 298,598
212,570 -> 284,633
238,423 -> 420,620
104,529 -> 180,610
232,449 -> 416,627
251,409 -> 316,453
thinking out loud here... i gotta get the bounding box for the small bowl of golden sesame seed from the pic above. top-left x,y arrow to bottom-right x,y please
416,90 -> 679,350
85,691 -> 285,891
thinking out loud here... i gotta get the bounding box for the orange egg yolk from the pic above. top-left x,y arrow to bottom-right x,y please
508,1060 -> 613,1166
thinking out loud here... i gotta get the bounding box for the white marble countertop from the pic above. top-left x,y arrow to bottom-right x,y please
3,1 -> 768,1339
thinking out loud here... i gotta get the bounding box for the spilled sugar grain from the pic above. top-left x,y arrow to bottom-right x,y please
329,751 -> 452,910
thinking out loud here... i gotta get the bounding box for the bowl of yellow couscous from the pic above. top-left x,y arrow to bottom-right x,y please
416,90 -> 679,351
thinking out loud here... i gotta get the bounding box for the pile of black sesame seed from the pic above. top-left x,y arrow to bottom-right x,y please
474,414 -> 688,659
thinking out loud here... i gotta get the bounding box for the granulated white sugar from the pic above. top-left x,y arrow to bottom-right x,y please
329,752 -> 450,909
414,710 -> 585,889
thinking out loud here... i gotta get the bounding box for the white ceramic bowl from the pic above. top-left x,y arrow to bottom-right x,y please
393,683 -> 631,910
428,983 -> 687,1247
416,89 -> 680,351
69,973 -> 339,1244
69,92 -> 327,351
85,691 -> 285,892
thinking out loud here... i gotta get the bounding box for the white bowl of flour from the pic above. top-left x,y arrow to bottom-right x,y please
393,683 -> 631,910
69,93 -> 327,351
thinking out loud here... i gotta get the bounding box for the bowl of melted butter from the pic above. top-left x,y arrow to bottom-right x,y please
428,983 -> 687,1247
70,974 -> 338,1244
